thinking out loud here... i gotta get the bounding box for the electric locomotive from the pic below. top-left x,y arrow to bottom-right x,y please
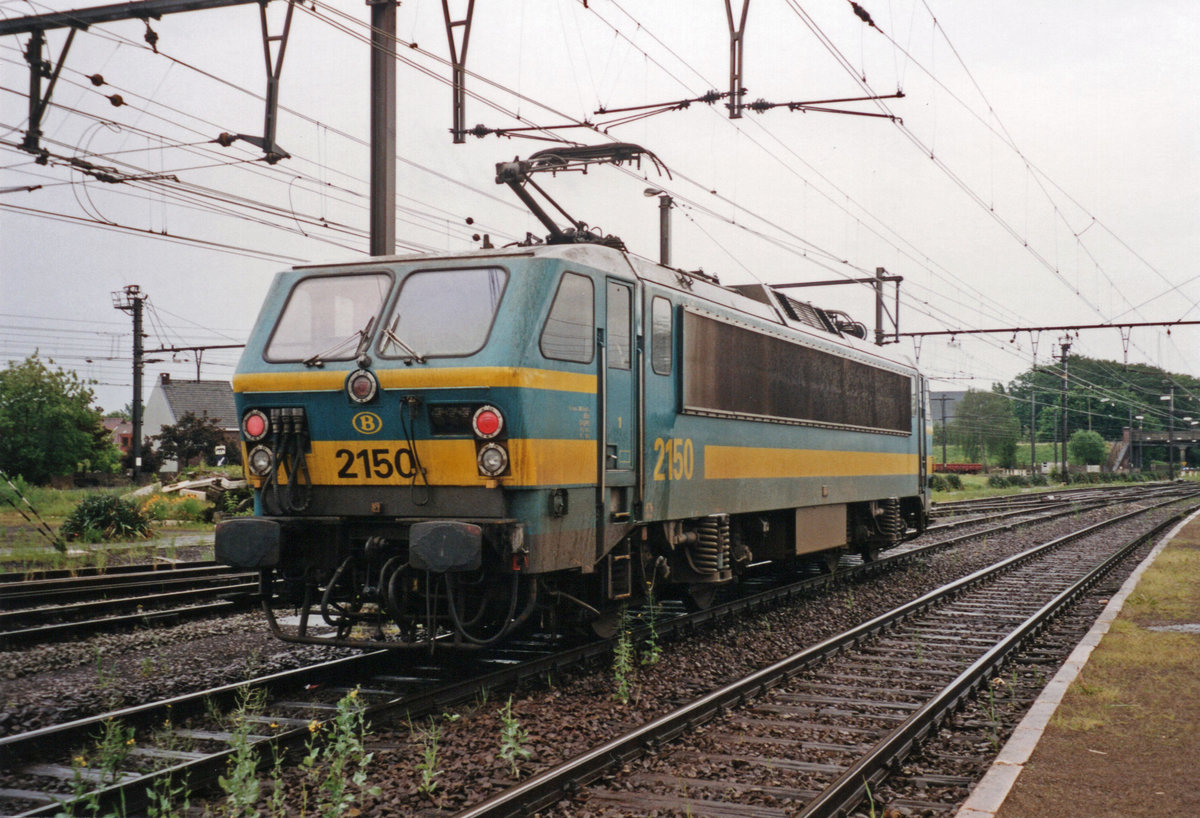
217,145 -> 930,648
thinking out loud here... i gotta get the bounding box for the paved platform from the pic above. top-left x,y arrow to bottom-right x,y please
955,510 -> 1200,818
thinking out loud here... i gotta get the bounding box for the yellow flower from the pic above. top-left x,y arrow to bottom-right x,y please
308,720 -> 321,733
74,756 -> 88,767
349,688 -> 358,699
270,722 -> 279,729
126,738 -> 135,746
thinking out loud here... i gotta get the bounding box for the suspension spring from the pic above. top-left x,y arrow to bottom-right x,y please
692,515 -> 730,573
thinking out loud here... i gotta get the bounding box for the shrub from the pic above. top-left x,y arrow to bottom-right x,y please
141,493 -> 209,523
1007,474 -> 1029,487
945,474 -> 963,490
987,475 -> 1009,488
929,474 -> 948,492
61,494 -> 152,541
1030,474 -> 1048,487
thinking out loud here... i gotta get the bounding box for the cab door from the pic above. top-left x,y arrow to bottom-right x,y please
597,277 -> 638,555
604,279 -> 636,479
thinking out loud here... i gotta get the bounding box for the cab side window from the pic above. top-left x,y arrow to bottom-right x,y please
540,273 -> 594,363
607,281 -> 632,370
651,296 -> 672,375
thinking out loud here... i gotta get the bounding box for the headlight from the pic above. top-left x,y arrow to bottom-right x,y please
471,404 -> 504,439
477,442 -> 509,476
242,409 -> 269,442
346,369 -> 378,403
248,445 -> 275,477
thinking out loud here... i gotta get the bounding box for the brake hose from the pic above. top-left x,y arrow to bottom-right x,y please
400,396 -> 431,507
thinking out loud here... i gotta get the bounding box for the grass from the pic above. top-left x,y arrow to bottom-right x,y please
1048,521 -> 1200,739
929,471 -> 1199,504
1,483 -> 217,573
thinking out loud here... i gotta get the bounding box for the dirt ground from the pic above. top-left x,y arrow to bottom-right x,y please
992,516 -> 1200,818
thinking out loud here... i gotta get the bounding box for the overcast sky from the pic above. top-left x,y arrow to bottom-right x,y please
2,0 -> 1197,414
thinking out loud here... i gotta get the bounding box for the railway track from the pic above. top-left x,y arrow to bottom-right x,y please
458,496 -> 1199,817
0,562 -> 258,647
2,488 -> 1195,815
928,480 -> 1175,517
0,484 -> 1169,649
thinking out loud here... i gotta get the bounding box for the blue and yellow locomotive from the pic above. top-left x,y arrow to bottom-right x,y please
217,146 -> 930,648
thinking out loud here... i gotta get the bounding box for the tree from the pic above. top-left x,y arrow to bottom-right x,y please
0,354 -> 119,483
153,412 -> 227,469
1068,430 -> 1108,466
949,387 -> 1021,470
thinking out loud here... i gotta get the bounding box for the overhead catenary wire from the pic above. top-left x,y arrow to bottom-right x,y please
1,0 -> 1194,399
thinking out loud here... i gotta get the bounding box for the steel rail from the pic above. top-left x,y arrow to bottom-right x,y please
795,504 -> 1193,817
0,651 -> 391,766
0,560 -> 223,585
1,593 -> 257,647
0,566 -> 253,605
8,488 -> 1192,815
452,495 -> 1199,817
928,481 -> 1178,514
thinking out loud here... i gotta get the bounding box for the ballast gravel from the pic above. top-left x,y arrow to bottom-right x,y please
0,499 -> 1181,817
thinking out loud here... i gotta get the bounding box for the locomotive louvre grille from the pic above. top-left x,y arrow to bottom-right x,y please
774,292 -> 839,335
682,310 -> 912,433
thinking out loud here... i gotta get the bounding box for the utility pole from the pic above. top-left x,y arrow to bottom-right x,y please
4,0 -> 397,255
1163,385 -> 1176,481
724,0 -> 750,118
932,394 -> 952,466
1030,391 -> 1037,475
874,268 -> 886,347
641,190 -> 674,266
369,0 -> 397,256
1058,337 -> 1071,483
658,193 -> 672,266
112,285 -> 147,480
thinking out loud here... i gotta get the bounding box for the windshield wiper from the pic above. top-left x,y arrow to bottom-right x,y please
303,316 -> 376,368
380,315 -> 426,364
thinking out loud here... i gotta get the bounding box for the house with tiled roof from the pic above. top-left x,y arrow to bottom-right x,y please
101,417 -> 133,455
143,373 -> 238,472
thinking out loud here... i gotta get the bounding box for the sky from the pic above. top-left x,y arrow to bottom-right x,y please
1,0 -> 1198,417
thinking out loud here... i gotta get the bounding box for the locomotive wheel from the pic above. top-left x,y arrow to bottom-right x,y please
859,545 -> 881,562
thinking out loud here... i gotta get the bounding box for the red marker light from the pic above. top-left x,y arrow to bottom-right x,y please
475,410 -> 500,436
243,410 -> 268,441
472,405 -> 503,439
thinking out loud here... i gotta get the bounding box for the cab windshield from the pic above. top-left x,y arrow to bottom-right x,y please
378,267 -> 507,360
265,272 -> 391,363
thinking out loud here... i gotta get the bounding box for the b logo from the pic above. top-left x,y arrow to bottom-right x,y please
352,412 -> 382,435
